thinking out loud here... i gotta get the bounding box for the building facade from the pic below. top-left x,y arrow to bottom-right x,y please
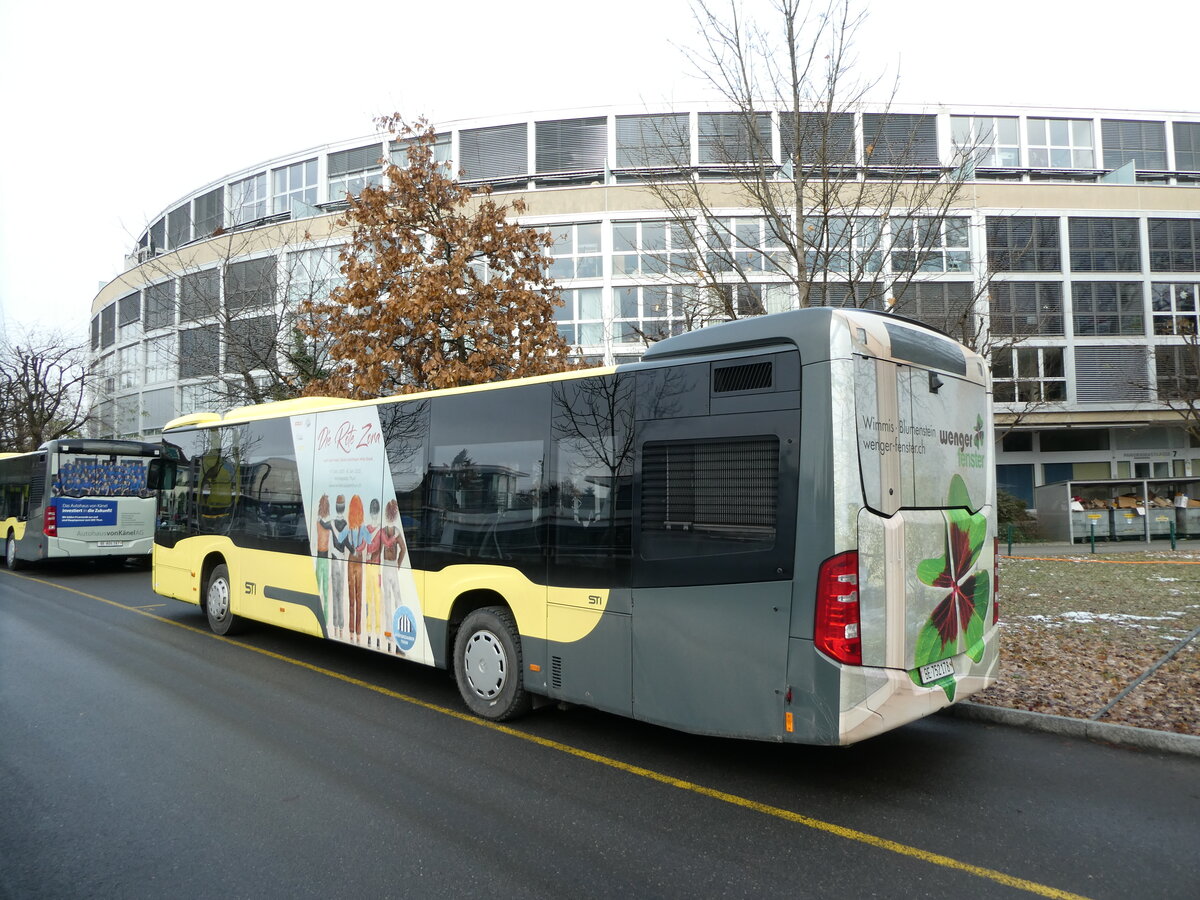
88,103 -> 1200,507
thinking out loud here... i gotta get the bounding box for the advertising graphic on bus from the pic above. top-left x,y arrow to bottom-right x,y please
151,308 -> 998,745
1,439 -> 161,569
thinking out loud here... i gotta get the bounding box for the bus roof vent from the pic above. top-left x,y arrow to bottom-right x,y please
713,360 -> 773,393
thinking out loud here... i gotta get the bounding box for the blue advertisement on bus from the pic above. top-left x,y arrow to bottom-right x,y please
54,498 -> 119,527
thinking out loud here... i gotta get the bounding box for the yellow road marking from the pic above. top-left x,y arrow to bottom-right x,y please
7,571 -> 1090,900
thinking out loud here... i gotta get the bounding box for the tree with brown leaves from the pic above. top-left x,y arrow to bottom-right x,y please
300,117 -> 575,399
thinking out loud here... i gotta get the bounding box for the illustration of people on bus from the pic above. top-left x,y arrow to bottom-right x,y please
346,495 -> 366,644
362,498 -> 383,649
324,494 -> 351,640
313,494 -> 333,632
379,499 -> 409,655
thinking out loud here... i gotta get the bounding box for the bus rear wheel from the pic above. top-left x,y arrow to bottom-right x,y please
453,606 -> 531,721
205,563 -> 243,636
5,534 -> 23,571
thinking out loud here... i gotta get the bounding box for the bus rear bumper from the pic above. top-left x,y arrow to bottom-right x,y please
835,636 -> 1000,745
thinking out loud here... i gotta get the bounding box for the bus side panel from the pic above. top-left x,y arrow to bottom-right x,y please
544,600 -> 632,717
630,581 -> 791,740
152,538 -> 205,605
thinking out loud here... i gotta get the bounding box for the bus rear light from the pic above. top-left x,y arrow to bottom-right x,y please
43,505 -> 57,537
993,537 -> 1000,624
815,550 -> 862,666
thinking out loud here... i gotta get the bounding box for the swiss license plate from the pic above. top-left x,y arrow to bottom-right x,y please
96,541 -> 124,548
919,658 -> 954,684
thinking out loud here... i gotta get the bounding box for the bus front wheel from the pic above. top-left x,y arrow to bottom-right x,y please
453,606 -> 532,722
205,563 -> 243,636
5,534 -> 23,571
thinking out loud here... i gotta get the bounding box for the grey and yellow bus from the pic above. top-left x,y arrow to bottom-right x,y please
1,439 -> 161,569
151,308 -> 998,744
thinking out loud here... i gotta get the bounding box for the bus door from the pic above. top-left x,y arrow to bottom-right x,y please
854,351 -> 994,685
630,398 -> 799,737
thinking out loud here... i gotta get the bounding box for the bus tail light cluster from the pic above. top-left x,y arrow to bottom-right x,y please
43,504 -> 57,537
815,550 -> 861,666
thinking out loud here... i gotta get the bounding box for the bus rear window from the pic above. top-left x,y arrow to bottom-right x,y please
640,436 -> 779,560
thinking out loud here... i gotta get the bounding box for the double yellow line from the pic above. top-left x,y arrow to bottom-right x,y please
10,571 -> 1090,900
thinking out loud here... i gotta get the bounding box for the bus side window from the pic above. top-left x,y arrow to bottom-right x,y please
380,400 -> 430,563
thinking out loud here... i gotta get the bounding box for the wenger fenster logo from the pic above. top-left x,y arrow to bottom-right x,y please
937,414 -> 986,469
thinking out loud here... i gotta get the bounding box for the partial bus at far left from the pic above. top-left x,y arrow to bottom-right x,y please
0,438 -> 161,569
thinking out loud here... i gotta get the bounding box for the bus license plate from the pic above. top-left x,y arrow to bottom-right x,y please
919,659 -> 954,684
97,541 -> 124,548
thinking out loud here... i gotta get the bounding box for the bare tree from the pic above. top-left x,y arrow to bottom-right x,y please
0,328 -> 91,451
626,0 -> 990,346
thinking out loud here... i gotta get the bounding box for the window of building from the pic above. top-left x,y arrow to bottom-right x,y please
950,115 -> 1020,167
117,344 -> 139,390
118,292 -> 141,342
890,282 -> 975,338
1068,217 -> 1141,271
179,381 -> 223,415
802,216 -> 883,274
91,315 -> 100,351
992,347 -> 1066,403
697,112 -> 772,165
167,204 -> 191,250
536,117 -> 607,174
1072,282 -> 1144,335
890,216 -> 970,273
225,257 -> 276,316
705,216 -> 789,274
144,335 -> 175,385
808,281 -> 886,309
193,187 -> 224,238
779,111 -> 855,166
327,143 -> 383,200
100,303 -> 116,348
1000,431 -> 1033,452
271,158 -> 317,214
861,113 -> 939,166
1156,344 -> 1200,400
712,283 -> 792,319
613,219 -> 695,276
224,315 -> 277,374
1149,218 -> 1200,272
1027,117 -> 1095,168
179,326 -> 220,378
1073,346 -> 1150,402
614,285 -> 689,344
389,133 -> 451,169
996,463 -> 1035,506
547,223 -> 603,279
1039,429 -> 1111,452
149,218 -> 165,254
285,246 -> 345,306
615,113 -> 690,168
1172,122 -> 1200,171
459,124 -> 527,182
230,173 -> 267,224
1101,119 -> 1167,171
116,395 -> 140,438
1151,283 -> 1200,334
989,282 -> 1064,335
555,287 -> 605,349
180,270 -> 219,322
986,216 -> 1061,271
143,281 -> 175,331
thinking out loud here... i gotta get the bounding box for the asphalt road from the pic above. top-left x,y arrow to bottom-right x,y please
1,562 -> 1197,899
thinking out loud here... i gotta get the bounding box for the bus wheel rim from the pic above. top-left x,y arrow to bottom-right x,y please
208,578 -> 229,620
464,630 -> 506,700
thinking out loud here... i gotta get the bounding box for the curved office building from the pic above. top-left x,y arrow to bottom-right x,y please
89,102 -> 1200,510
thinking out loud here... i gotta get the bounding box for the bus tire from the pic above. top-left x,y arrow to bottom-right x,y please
453,606 -> 532,722
5,534 -> 23,571
204,563 -> 243,636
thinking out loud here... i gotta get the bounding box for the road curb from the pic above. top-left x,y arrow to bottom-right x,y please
945,702 -> 1200,758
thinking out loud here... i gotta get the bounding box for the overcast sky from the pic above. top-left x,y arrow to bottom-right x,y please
0,0 -> 1194,340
